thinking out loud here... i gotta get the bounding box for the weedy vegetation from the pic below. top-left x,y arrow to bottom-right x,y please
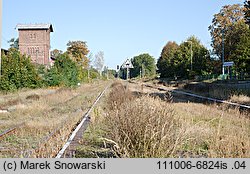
0,81 -> 109,157
78,81 -> 250,158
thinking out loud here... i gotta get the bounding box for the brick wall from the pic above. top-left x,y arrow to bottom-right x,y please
19,29 -> 51,65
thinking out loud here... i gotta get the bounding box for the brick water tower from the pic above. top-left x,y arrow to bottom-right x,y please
16,23 -> 53,66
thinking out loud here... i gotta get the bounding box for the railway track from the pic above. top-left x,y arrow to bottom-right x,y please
2,80 -> 247,158
0,82 -> 110,158
0,122 -> 25,138
55,84 -> 109,158
0,93 -> 81,140
23,108 -> 83,158
133,81 -> 250,112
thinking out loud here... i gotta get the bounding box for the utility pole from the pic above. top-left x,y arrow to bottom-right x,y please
106,66 -> 109,80
219,12 -> 225,76
87,67 -> 90,82
185,41 -> 193,71
126,67 -> 129,80
222,29 -> 225,75
190,42 -> 193,71
140,68 -> 142,79
116,65 -> 120,79
142,63 -> 145,78
0,0 -> 2,77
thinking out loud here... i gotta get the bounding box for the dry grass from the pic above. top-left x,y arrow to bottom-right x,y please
105,95 -> 178,157
230,94 -> 250,105
172,102 -> 250,157
0,88 -> 57,107
100,81 -> 250,158
0,80 -> 110,158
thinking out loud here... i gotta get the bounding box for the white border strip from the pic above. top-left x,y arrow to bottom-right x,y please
55,84 -> 109,158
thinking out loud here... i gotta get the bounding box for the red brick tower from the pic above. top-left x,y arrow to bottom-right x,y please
16,24 -> 53,66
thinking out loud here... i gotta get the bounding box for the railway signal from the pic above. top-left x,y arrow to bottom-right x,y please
121,59 -> 134,80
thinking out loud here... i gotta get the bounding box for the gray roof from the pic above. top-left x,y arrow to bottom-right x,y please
16,23 -> 53,32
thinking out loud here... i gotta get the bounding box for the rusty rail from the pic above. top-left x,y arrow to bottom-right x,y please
55,84 -> 109,158
143,83 -> 250,111
0,122 -> 25,138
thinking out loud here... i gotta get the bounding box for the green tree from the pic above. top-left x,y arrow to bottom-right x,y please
157,37 -> 210,79
157,41 -> 178,78
45,53 -> 80,87
0,49 -> 41,91
232,28 -> 250,75
131,53 -> 156,78
51,49 -> 63,59
89,68 -> 100,79
66,40 -> 90,68
209,4 -> 250,75
185,36 -> 211,76
8,38 -> 19,49
208,4 -> 246,63
244,0 -> 250,26
226,20 -> 249,73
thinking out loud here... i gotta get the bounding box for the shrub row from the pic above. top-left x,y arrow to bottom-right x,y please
0,49 -> 100,92
0,49 -> 42,91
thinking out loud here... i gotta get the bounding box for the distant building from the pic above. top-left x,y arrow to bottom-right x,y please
16,23 -> 54,66
1,48 -> 9,55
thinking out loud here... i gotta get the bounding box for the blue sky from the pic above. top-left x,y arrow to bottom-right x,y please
2,0 -> 244,69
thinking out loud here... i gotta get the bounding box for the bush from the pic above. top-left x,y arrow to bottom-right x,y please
89,68 -> 100,79
0,49 -> 42,91
45,53 -> 80,87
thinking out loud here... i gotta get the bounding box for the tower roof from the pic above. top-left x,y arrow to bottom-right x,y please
16,23 -> 53,32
